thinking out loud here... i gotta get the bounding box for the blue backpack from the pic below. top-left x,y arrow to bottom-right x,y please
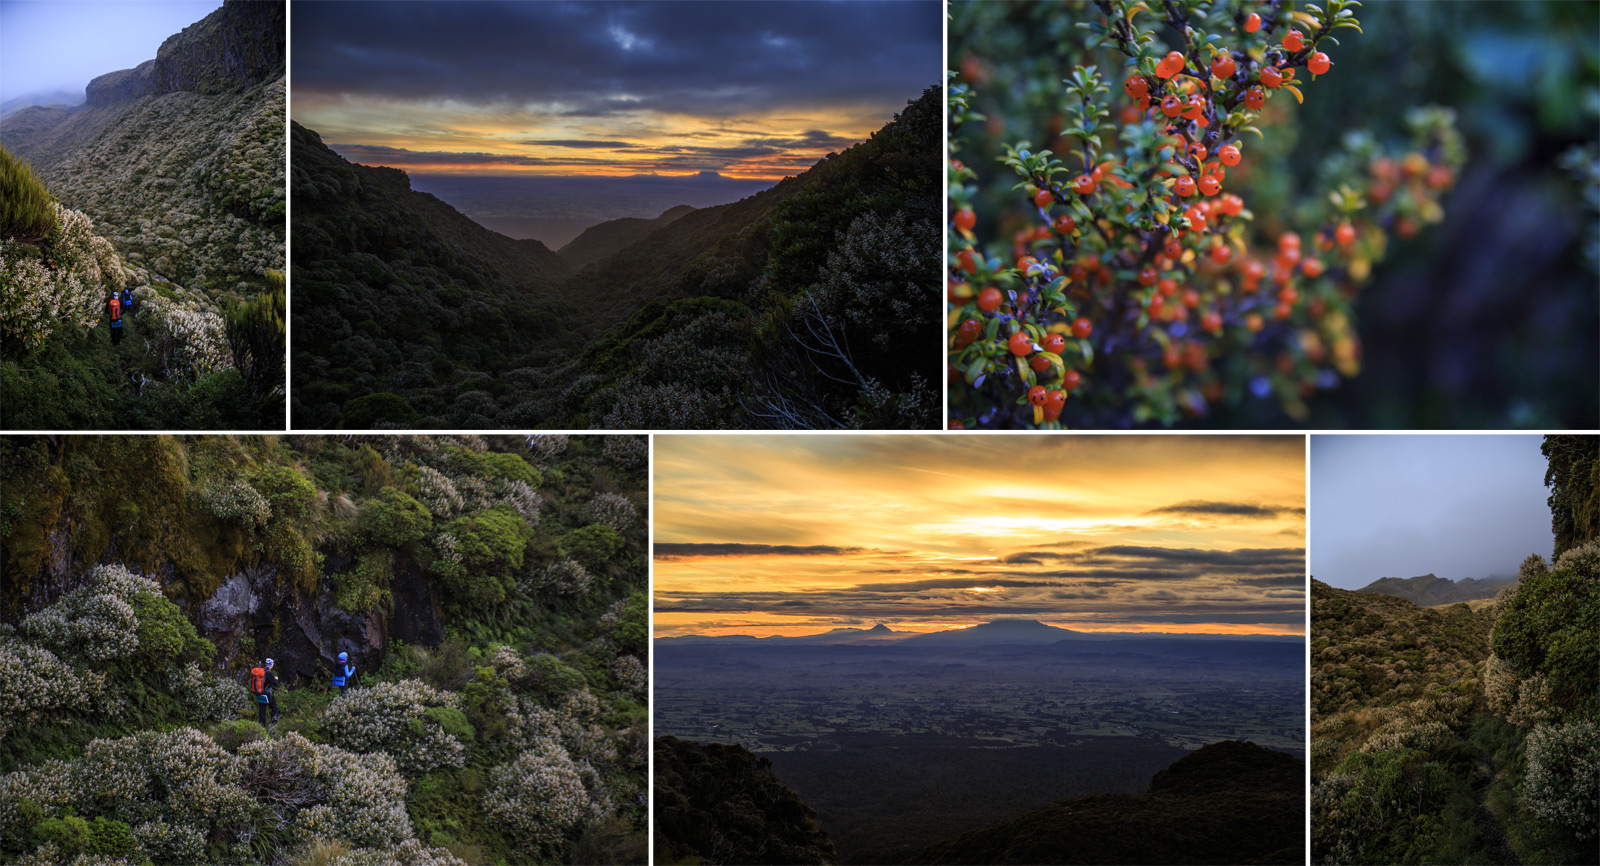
333,664 -> 354,687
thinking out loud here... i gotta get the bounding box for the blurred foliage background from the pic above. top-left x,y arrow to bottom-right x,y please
952,0 -> 1598,429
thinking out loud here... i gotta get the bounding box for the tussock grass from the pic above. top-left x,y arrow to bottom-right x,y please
0,145 -> 57,244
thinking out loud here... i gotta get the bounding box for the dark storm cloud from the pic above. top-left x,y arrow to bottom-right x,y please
654,543 -> 867,560
329,143 -> 612,168
1087,546 -> 1305,569
292,1 -> 940,116
1233,575 -> 1308,588
1144,500 -> 1303,519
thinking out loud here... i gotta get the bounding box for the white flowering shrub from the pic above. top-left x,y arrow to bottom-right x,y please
525,434 -> 569,463
601,436 -> 647,470
1523,720 -> 1600,840
321,680 -> 466,775
611,655 -> 647,697
12,844 -> 132,866
327,840 -> 467,866
0,640 -> 109,736
169,661 -> 248,724
584,492 -> 636,531
131,820 -> 205,865
490,644 -> 527,681
135,286 -> 233,381
0,759 -> 79,833
0,204 -> 124,351
199,476 -> 271,527
495,479 -> 542,525
79,727 -> 252,829
19,567 -> 165,662
524,558 -> 591,597
236,733 -> 415,849
414,466 -> 463,517
483,745 -> 595,852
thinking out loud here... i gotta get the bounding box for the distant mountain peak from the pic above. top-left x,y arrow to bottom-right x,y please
1356,572 -> 1516,606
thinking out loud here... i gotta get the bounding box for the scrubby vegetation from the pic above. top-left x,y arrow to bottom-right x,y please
0,2 -> 284,428
898,741 -> 1304,865
1312,435 -> 1600,865
290,86 -> 940,430
653,737 -> 838,866
0,434 -> 648,864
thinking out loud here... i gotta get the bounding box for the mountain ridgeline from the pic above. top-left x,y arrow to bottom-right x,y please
290,86 -> 941,430
1355,572 -> 1516,607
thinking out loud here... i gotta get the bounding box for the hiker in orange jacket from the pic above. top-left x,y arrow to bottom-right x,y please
250,658 -> 282,726
107,293 -> 124,345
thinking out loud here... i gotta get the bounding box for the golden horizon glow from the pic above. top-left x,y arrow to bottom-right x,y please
292,92 -> 887,180
654,436 -> 1308,639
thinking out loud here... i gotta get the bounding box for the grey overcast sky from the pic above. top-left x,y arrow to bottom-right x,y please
0,1 -> 221,103
1310,435 -> 1553,589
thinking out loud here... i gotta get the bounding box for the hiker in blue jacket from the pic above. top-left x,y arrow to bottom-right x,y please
333,651 -> 357,695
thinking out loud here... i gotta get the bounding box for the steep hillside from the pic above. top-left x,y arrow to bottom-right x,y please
290,85 -> 941,430
557,205 -> 695,270
0,434 -> 648,865
1356,573 -> 1515,606
1311,579 -> 1488,719
654,736 -> 837,865
0,0 -> 285,428
901,741 -> 1303,865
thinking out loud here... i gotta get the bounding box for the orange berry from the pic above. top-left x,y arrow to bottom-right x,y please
1244,12 -> 1261,32
1219,143 -> 1241,166
1246,313 -> 1264,332
1189,142 -> 1208,162
1071,317 -> 1093,339
1209,242 -> 1231,264
1211,54 -> 1236,80
956,318 -> 981,345
1182,287 -> 1201,308
1125,74 -> 1149,98
1054,215 -> 1077,235
1175,176 -> 1196,197
1042,333 -> 1066,355
1028,385 -> 1048,406
1156,51 -> 1185,79
1199,175 -> 1221,196
1335,222 -> 1356,245
953,207 -> 976,232
1201,310 -> 1223,332
1243,87 -> 1265,110
1158,277 -> 1179,297
1260,66 -> 1283,88
1308,51 -> 1331,75
1160,94 -> 1184,117
977,287 -> 1002,313
1275,300 -> 1293,320
1044,389 -> 1067,414
1017,255 -> 1038,271
949,419 -> 965,430
1139,266 -> 1159,286
957,249 -> 977,274
1033,189 -> 1054,209
1279,232 -> 1301,252
1008,331 -> 1033,355
1283,29 -> 1305,52
1030,354 -> 1052,372
1301,257 -> 1324,278
1062,369 -> 1082,391
1427,165 -> 1454,189
1072,174 -> 1096,195
1220,193 -> 1244,217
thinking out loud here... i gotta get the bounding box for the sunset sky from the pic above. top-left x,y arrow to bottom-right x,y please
655,435 -> 1308,638
291,1 -> 940,180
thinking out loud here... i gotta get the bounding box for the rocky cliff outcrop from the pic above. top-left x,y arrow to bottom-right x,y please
85,0 -> 285,107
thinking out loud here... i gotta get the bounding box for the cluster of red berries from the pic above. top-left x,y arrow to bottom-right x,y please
948,0 -> 1459,429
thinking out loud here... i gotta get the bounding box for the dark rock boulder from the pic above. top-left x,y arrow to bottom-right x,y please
84,0 -> 284,107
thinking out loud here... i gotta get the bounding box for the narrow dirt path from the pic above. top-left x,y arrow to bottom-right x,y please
1470,743 -> 1520,866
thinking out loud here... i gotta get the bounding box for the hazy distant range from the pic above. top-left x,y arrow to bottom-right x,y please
400,171 -> 776,249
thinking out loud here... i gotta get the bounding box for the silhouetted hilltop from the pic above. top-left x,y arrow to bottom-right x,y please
655,736 -> 837,865
557,204 -> 696,270
1355,572 -> 1515,606
901,741 -> 1303,865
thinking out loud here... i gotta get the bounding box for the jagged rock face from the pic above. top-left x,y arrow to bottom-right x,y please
85,0 -> 285,107
196,554 -> 443,686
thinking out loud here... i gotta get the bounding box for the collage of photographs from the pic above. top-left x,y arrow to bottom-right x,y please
0,1 -> 1595,866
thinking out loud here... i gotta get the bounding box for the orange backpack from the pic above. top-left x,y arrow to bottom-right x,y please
250,666 -> 266,695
